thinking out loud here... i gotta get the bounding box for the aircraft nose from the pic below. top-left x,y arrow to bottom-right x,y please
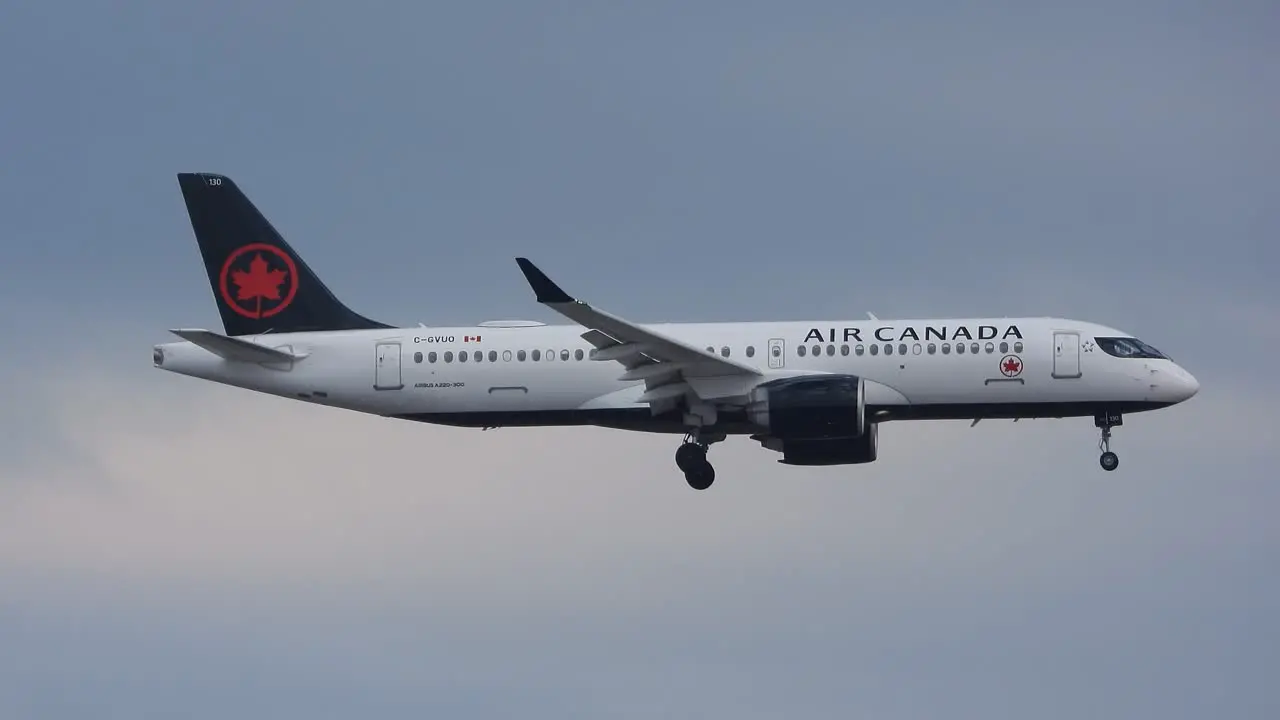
1172,365 -> 1199,401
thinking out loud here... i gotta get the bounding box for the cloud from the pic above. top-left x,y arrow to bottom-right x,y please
1,348 -> 1272,615
2,351 -> 1275,720
0,2 -> 1276,713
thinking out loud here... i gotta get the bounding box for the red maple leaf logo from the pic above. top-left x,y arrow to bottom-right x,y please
1002,357 -> 1022,375
230,253 -> 289,317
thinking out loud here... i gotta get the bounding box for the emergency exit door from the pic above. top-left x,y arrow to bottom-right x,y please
374,342 -> 403,390
1052,332 -> 1081,379
767,338 -> 785,369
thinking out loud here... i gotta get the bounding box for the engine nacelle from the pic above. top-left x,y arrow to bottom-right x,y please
777,426 -> 879,465
747,374 -> 866,440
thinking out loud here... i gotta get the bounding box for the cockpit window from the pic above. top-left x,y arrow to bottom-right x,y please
1095,337 -> 1168,360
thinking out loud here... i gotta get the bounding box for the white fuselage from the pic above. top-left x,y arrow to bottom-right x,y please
153,316 -> 1199,431
159,171 -> 1200,480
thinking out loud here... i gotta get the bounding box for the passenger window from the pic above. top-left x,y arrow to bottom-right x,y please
912,343 -> 921,355
942,343 -> 951,354
561,349 -> 570,361
413,352 -> 423,363
721,346 -> 730,357
970,342 -> 979,354
826,344 -> 835,356
545,348 -> 554,361
503,350 -> 512,362
531,349 -> 540,361
956,343 -> 965,354
856,344 -> 865,356
927,343 -> 936,354
474,351 -> 482,362
840,344 -> 850,356
999,341 -> 1009,353
575,349 -> 584,360
517,350 -> 527,361
898,343 -> 907,355
429,351 -> 438,363
798,345 -> 807,357
869,344 -> 879,355
444,351 -> 454,362
811,345 -> 820,356
746,345 -> 755,358
984,342 -> 994,354
488,350 -> 496,362
885,344 -> 894,355
1014,341 -> 1024,353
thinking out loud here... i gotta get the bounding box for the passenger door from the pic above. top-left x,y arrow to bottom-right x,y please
1052,332 -> 1081,379
374,342 -> 404,390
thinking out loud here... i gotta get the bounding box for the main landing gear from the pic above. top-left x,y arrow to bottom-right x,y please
676,432 -> 721,490
1095,411 -> 1122,472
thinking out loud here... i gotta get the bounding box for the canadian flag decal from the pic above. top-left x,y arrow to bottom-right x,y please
464,335 -> 482,342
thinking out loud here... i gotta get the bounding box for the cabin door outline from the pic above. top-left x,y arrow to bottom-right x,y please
1052,331 -> 1082,379
767,338 -> 785,369
375,342 -> 404,390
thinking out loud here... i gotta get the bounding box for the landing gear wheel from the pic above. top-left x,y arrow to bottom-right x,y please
675,442 -> 707,472
1099,451 -> 1119,472
1094,411 -> 1123,472
677,431 -> 722,489
685,461 -> 715,490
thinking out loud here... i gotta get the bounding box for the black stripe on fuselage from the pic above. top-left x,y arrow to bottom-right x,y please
390,400 -> 1176,433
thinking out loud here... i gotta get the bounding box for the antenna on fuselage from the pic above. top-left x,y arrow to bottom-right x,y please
867,312 -> 878,320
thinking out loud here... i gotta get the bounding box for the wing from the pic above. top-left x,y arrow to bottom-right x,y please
515,258 -> 762,409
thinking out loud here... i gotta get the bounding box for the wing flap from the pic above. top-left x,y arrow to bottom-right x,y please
637,381 -> 694,403
683,375 -> 765,401
618,362 -> 687,382
591,341 -> 653,362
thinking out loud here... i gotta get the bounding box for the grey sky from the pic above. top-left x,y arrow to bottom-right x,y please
1,1 -> 1276,717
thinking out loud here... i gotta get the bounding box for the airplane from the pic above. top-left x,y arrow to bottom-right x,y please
152,172 -> 1200,490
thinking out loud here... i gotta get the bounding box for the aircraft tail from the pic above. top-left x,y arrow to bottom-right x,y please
176,172 -> 393,336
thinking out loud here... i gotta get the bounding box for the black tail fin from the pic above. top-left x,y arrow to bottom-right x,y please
176,172 -> 393,336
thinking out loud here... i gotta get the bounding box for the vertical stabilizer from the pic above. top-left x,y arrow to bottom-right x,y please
176,172 -> 392,336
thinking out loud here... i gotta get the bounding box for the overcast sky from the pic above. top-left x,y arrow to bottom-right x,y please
1,1 -> 1276,717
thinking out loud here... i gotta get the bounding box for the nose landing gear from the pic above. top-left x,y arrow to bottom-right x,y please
676,432 -> 722,489
1095,411 -> 1122,471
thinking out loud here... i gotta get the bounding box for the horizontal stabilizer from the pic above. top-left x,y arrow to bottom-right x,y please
170,329 -> 306,364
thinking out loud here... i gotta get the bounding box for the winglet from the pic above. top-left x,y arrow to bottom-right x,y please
515,258 -> 574,304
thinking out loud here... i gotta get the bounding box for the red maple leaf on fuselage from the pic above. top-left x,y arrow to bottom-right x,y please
230,253 -> 289,308
1002,357 -> 1022,374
